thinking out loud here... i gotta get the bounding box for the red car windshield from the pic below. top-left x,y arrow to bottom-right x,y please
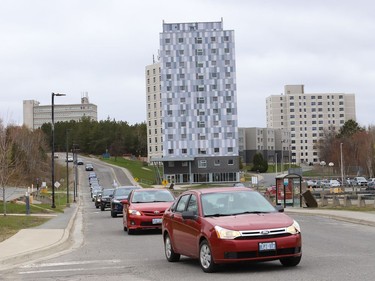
132,190 -> 174,203
201,191 -> 277,217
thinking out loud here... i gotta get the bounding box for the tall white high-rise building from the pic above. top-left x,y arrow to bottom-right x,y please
266,85 -> 356,165
147,20 -> 240,184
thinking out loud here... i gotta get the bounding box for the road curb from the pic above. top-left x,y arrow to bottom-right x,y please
0,199 -> 81,271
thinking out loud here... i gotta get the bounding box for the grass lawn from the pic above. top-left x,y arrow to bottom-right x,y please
0,201 -> 63,242
0,216 -> 51,242
102,157 -> 161,187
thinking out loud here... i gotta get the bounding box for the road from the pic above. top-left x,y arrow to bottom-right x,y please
1,160 -> 375,280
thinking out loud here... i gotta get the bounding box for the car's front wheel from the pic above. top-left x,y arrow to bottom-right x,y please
280,255 -> 302,267
100,205 -> 105,211
199,240 -> 217,273
164,234 -> 180,262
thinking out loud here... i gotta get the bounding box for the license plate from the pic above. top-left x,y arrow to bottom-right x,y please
259,242 -> 276,251
152,218 -> 162,224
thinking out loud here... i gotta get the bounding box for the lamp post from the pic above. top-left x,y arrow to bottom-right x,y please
51,92 -> 66,208
66,129 -> 71,207
340,143 -> 344,186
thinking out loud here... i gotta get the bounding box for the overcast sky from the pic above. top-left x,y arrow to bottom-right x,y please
1,0 -> 374,128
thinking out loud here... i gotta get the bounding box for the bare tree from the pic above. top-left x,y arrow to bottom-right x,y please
0,120 -> 49,216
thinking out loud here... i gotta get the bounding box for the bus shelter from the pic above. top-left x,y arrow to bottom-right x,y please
275,173 -> 302,208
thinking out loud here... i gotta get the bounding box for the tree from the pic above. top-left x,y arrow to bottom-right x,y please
337,119 -> 364,138
1,120 -> 50,215
251,153 -> 268,173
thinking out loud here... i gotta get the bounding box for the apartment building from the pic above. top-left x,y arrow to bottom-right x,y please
146,62 -> 163,162
23,93 -> 97,130
147,20 -> 240,184
266,85 -> 356,165
239,127 -> 291,167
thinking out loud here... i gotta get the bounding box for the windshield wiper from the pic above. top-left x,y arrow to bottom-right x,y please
205,213 -> 232,217
231,211 -> 270,215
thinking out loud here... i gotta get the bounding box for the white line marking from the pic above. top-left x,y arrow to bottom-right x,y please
21,259 -> 121,268
19,265 -> 131,275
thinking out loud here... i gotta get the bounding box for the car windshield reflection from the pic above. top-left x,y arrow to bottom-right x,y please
132,190 -> 175,203
201,191 -> 277,217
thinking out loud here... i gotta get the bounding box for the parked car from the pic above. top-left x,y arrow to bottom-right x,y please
85,163 -> 94,171
122,188 -> 175,234
365,181 -> 375,190
354,177 -> 368,186
110,186 -> 141,217
328,180 -> 341,187
162,187 -> 302,272
100,188 -> 115,211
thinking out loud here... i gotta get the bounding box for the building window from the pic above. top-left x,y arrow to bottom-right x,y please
214,147 -> 219,153
182,161 -> 188,166
195,37 -> 203,44
228,147 -> 233,152
182,149 -> 187,154
197,121 -> 205,128
168,149 -> 174,154
228,159 -> 234,165
197,97 -> 205,103
168,161 -> 174,167
165,38 -> 170,44
214,159 -> 220,166
198,160 -> 207,168
178,38 -> 183,43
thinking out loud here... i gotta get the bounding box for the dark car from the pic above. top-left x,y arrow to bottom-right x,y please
162,187 -> 302,272
122,189 -> 175,234
85,163 -> 94,171
110,186 -> 141,217
100,188 -> 115,211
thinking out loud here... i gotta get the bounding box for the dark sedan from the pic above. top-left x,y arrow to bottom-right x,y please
100,188 -> 115,211
110,186 -> 141,217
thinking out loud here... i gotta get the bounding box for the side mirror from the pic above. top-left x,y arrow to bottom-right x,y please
182,211 -> 198,220
121,199 -> 129,205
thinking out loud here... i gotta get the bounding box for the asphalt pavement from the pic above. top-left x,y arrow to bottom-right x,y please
1,191 -> 375,271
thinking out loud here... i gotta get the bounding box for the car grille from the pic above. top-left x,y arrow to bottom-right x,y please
224,247 -> 301,259
142,210 -> 165,216
235,227 -> 290,239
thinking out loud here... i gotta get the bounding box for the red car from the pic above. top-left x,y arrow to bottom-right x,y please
122,188 -> 175,235
162,187 -> 302,272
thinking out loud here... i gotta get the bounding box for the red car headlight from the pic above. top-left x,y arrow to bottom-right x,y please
286,220 -> 301,234
128,209 -> 141,216
215,226 -> 242,240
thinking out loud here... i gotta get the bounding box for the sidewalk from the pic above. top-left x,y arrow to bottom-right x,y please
1,201 -> 375,271
0,201 -> 80,271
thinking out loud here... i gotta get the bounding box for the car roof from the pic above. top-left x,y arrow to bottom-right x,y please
186,187 -> 253,195
133,188 -> 170,192
116,186 -> 140,189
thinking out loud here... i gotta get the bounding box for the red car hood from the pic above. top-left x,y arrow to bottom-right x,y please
131,201 -> 173,212
205,212 -> 294,230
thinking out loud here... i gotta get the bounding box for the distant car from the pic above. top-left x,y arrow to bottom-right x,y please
110,186 -> 141,217
66,156 -> 74,162
265,185 -> 276,196
93,190 -> 103,207
329,180 -> 341,187
85,163 -> 94,171
354,177 -> 368,186
162,187 -> 302,272
365,181 -> 375,190
100,188 -> 115,211
123,188 -> 175,234
76,158 -> 84,165
233,183 -> 246,187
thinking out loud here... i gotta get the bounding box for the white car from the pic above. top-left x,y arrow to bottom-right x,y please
354,177 -> 368,186
329,180 -> 341,187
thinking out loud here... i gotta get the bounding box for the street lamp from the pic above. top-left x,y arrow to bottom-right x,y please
340,143 -> 344,186
51,92 -> 66,208
66,129 -> 71,206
